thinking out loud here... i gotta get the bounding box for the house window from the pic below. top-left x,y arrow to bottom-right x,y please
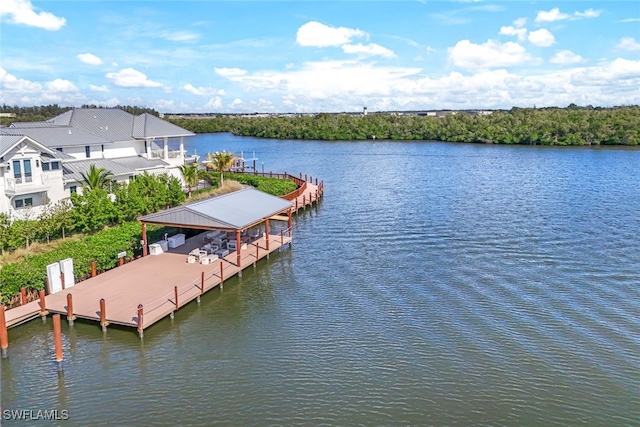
70,186 -> 77,194
51,162 -> 60,170
12,159 -> 32,184
42,162 -> 50,171
14,197 -> 34,209
85,146 -> 91,158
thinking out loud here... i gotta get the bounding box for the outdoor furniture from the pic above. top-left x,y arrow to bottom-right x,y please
215,249 -> 230,258
201,243 -> 219,254
186,255 -> 197,264
203,231 -> 225,243
200,254 -> 219,265
148,243 -> 163,256
167,233 -> 185,248
189,249 -> 207,261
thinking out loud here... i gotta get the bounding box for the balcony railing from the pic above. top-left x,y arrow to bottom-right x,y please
149,149 -> 185,159
5,175 -> 49,192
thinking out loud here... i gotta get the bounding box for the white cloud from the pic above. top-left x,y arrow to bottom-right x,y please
204,97 -> 223,109
89,84 -> 109,92
574,9 -> 601,18
550,50 -> 584,65
105,68 -> 163,88
45,79 -> 78,92
616,37 -> 640,51
500,26 -> 527,41
0,67 -> 41,92
528,29 -> 555,47
157,30 -> 199,42
296,21 -> 366,47
341,43 -> 395,58
514,17 -> 527,28
448,39 -> 533,69
183,83 -> 225,96
0,0 -> 66,30
214,67 -> 247,78
535,8 -> 570,23
619,18 -> 640,23
77,53 -> 103,65
535,7 -> 601,23
230,98 -> 243,108
426,46 -> 436,53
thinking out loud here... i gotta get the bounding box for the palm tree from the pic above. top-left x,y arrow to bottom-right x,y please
178,163 -> 200,197
80,165 -> 113,191
205,151 -> 235,187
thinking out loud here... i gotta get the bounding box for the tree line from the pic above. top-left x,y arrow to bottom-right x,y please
167,105 -> 640,146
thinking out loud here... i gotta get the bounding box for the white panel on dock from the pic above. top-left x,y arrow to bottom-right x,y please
46,262 -> 62,294
60,258 -> 75,289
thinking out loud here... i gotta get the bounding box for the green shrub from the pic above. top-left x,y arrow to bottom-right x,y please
225,173 -> 297,196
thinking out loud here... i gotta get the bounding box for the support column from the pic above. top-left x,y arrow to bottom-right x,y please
179,137 -> 184,159
236,230 -> 242,267
265,220 -> 270,251
163,137 -> 169,160
288,208 -> 292,230
141,223 -> 148,257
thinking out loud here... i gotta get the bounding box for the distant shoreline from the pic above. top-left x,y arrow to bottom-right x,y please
167,105 -> 640,146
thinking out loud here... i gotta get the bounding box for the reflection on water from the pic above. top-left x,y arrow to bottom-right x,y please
2,136 -> 640,426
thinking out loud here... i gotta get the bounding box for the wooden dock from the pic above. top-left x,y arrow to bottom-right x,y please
2,178 -> 322,336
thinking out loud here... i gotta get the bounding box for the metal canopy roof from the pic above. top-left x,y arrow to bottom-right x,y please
139,187 -> 293,230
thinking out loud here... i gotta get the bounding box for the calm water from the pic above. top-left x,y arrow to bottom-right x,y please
2,134 -> 640,426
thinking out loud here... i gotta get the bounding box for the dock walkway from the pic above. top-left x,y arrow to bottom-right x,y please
3,179 -> 322,334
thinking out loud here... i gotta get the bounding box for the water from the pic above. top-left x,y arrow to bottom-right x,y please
2,134 -> 640,426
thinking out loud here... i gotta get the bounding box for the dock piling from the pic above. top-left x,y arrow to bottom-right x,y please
53,314 -> 63,369
39,289 -> 47,320
66,293 -> 75,326
0,305 -> 8,358
137,304 -> 144,339
99,298 -> 108,332
91,261 -> 97,277
174,286 -> 179,311
20,287 -> 27,305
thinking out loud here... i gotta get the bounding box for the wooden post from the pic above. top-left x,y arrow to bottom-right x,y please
91,261 -> 97,277
303,194 -> 306,206
316,189 -> 319,201
280,230 -> 284,245
53,314 -> 63,368
288,208 -> 292,230
315,178 -> 318,185
39,289 -> 47,317
220,260 -> 224,283
174,286 -> 179,311
60,271 -> 65,290
255,241 -> 259,259
295,198 -> 299,210
118,257 -> 124,267
305,174 -> 308,182
137,304 -> 144,339
20,287 -> 27,305
0,305 -> 8,358
265,220 -> 270,251
299,172 -> 302,180
236,229 -> 242,267
66,293 -> 75,326
141,223 -> 148,257
99,298 -> 107,332
201,271 -> 205,295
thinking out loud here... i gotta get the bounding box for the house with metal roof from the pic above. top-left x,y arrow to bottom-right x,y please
0,108 -> 196,217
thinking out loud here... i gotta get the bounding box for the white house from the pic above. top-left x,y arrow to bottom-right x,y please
0,108 -> 196,217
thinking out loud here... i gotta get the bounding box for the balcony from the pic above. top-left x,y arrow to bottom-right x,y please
4,175 -> 50,196
149,149 -> 184,160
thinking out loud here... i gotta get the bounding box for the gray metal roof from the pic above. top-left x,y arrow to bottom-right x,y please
110,156 -> 169,170
139,187 -> 293,230
0,134 -> 24,157
132,113 -> 195,138
5,109 -> 194,150
63,159 -> 137,181
0,134 -> 56,158
62,156 -> 171,182
1,125 -> 110,148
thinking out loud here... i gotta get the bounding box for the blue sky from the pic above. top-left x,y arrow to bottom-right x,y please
1,1 -> 639,113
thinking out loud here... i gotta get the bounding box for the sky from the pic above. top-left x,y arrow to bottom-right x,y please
1,1 -> 639,113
